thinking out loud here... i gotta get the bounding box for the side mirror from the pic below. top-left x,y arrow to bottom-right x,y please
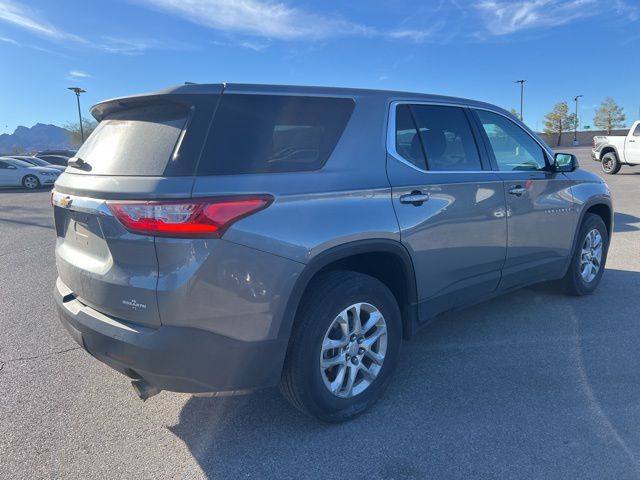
554,153 -> 578,172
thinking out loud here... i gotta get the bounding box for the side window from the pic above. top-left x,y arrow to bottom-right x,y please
0,161 -> 8,169
198,95 -> 355,175
476,110 -> 547,171
633,124 -> 640,137
394,104 -> 483,171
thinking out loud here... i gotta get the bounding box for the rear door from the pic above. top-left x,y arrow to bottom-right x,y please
0,160 -> 20,185
386,103 -> 507,321
626,123 -> 640,164
471,109 -> 577,289
53,91 -> 220,327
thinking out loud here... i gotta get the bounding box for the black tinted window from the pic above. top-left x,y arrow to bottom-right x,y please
198,94 -> 354,175
75,103 -> 190,176
395,105 -> 482,171
395,105 -> 426,170
634,124 -> 640,137
476,110 -> 547,171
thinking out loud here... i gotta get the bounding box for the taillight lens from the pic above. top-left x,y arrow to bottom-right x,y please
107,196 -> 272,238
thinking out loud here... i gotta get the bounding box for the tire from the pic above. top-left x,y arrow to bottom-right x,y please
562,213 -> 609,296
280,270 -> 402,422
22,175 -> 40,190
601,152 -> 621,175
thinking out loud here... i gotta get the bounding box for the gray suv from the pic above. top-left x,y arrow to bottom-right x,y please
53,84 -> 612,421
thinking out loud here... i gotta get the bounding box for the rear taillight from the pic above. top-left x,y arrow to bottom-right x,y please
107,196 -> 272,238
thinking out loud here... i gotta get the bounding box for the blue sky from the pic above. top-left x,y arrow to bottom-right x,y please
0,0 -> 638,134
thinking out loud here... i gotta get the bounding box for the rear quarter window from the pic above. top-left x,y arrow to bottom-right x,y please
197,94 -> 355,175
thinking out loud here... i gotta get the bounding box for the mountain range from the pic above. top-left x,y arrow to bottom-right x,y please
0,123 -> 71,154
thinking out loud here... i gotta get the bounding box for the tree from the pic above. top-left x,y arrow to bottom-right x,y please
593,97 -> 626,134
544,102 -> 576,146
509,108 -> 521,120
63,119 -> 98,148
10,146 -> 27,155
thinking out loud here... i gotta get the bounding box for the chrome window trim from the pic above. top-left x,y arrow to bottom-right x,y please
386,100 -> 554,174
51,190 -> 112,216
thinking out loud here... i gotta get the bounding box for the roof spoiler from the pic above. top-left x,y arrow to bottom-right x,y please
90,84 -> 225,121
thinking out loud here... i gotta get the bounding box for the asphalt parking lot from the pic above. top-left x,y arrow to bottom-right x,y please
1,147 -> 639,479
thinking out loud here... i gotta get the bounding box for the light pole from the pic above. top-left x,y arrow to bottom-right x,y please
573,94 -> 583,145
515,80 -> 526,122
67,87 -> 86,142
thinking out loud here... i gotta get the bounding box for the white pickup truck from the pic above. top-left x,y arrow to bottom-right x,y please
592,120 -> 640,174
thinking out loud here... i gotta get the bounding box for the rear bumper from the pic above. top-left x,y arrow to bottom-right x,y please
55,278 -> 287,394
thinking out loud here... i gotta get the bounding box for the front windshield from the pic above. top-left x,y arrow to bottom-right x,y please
4,159 -> 32,168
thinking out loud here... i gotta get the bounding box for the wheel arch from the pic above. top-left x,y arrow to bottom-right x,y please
600,145 -> 620,162
568,197 -> 613,266
278,239 -> 419,344
584,202 -> 613,239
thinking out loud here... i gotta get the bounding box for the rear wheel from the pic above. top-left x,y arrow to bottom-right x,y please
601,153 -> 621,175
22,175 -> 40,190
563,213 -> 609,296
280,271 -> 402,422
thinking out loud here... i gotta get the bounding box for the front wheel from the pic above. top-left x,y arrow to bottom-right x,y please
280,271 -> 402,422
601,153 -> 621,175
22,175 -> 40,190
563,213 -> 609,296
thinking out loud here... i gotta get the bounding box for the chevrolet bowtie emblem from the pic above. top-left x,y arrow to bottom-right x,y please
59,196 -> 73,208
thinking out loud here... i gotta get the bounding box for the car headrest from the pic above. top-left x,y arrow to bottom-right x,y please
421,129 -> 447,159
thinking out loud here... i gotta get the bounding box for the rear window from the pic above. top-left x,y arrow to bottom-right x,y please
75,103 -> 190,176
5,158 -> 32,168
197,94 -> 355,175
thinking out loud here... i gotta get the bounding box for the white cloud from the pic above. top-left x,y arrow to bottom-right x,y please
99,36 -> 152,55
69,70 -> 91,78
137,0 -> 462,44
475,0 -> 605,35
0,0 -> 87,43
136,0 -> 374,40
388,29 -> 433,42
210,39 -> 270,51
0,0 -> 155,54
0,35 -> 18,44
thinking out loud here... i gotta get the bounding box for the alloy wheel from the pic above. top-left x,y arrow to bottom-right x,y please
319,302 -> 387,398
23,176 -> 39,189
580,228 -> 603,283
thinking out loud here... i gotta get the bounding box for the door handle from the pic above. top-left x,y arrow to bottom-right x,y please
508,186 -> 526,196
399,191 -> 430,206
630,139 -> 636,143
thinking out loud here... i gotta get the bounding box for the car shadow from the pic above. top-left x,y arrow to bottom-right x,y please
0,186 -> 53,194
169,268 -> 640,479
614,212 -> 640,232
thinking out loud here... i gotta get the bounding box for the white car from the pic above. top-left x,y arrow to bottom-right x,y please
592,120 -> 640,174
6,155 -> 67,172
0,157 -> 61,189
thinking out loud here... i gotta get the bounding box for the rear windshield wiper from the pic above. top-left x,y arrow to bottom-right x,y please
67,157 -> 86,169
